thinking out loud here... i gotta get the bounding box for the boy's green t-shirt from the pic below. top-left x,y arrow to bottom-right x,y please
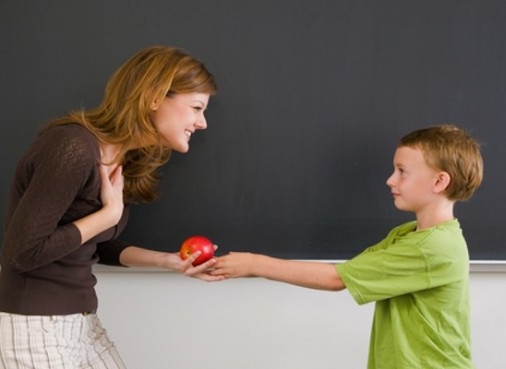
336,219 -> 474,369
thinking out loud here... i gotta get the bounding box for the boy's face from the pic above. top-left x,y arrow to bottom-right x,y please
386,146 -> 442,213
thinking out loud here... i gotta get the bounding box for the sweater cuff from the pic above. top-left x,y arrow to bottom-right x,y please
96,239 -> 131,266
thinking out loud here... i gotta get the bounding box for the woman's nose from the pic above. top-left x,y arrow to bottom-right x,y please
196,116 -> 207,130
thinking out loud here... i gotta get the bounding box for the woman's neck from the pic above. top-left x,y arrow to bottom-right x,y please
99,142 -> 122,165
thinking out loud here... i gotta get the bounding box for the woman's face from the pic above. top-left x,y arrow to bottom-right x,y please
150,92 -> 210,153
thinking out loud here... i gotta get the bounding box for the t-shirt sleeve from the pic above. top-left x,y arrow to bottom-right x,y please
336,228 -> 427,305
335,239 -> 408,305
336,224 -> 466,305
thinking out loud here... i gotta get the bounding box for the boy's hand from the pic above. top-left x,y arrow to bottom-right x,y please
211,252 -> 256,278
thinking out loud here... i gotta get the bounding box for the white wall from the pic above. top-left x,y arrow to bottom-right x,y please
95,267 -> 506,369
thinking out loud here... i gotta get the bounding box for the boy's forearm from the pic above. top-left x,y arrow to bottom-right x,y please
252,255 -> 346,291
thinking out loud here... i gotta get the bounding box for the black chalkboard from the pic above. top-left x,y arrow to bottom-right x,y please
1,1 -> 505,260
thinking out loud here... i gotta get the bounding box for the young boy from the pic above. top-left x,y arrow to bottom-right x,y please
211,124 -> 483,369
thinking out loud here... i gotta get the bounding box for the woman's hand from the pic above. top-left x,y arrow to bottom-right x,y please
73,164 -> 124,245
119,246 -> 225,282
163,248 -> 225,282
99,164 -> 124,226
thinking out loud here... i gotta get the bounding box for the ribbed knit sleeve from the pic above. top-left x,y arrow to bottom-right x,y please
1,125 -> 100,272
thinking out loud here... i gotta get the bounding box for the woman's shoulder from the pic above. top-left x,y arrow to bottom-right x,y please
33,123 -> 100,166
40,123 -> 98,151
41,123 -> 95,141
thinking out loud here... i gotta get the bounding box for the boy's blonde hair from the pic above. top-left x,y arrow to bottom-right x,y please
399,124 -> 483,201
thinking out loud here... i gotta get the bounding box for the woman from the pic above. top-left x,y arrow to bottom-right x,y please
0,46 -> 222,368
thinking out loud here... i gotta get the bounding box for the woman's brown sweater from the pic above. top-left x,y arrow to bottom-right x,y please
0,124 -> 130,315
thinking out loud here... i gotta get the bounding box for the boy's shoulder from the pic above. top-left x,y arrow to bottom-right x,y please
389,219 -> 461,237
386,219 -> 465,256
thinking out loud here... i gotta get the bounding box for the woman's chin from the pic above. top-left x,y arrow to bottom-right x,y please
172,144 -> 190,154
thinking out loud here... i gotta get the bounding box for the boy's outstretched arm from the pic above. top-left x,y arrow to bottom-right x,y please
212,252 -> 346,291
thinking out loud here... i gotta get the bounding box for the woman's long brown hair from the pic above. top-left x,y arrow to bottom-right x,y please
46,46 -> 217,204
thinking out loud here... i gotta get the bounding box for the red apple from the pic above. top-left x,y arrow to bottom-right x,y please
179,235 -> 215,266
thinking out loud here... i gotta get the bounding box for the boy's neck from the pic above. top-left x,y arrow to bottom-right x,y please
415,199 -> 455,230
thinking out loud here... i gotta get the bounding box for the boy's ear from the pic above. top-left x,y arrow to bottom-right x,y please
434,171 -> 451,193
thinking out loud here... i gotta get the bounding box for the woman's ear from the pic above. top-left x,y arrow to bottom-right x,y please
150,98 -> 161,111
434,171 -> 451,194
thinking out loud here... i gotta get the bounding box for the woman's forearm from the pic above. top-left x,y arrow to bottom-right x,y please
119,246 -> 170,268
